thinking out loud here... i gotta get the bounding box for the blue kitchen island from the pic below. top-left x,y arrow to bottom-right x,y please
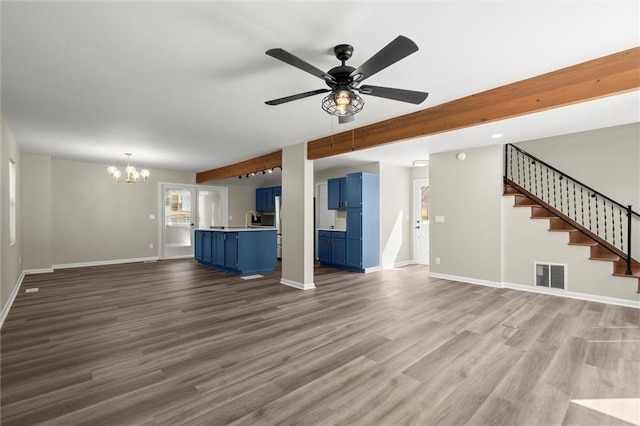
194,228 -> 277,276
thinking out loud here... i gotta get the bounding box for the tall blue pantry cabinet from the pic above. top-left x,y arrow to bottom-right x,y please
345,172 -> 379,271
321,171 -> 379,272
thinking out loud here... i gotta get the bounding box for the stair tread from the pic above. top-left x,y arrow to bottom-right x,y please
612,273 -> 640,279
590,256 -> 621,262
568,241 -> 598,247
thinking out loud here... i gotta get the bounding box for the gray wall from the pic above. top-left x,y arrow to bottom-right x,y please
21,156 -> 195,267
429,145 -> 503,282
202,177 -> 264,228
429,124 -> 639,302
21,154 -> 52,270
505,123 -> 640,301
515,123 -> 640,253
1,116 -> 22,314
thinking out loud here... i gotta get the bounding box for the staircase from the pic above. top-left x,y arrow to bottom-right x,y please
503,144 -> 640,293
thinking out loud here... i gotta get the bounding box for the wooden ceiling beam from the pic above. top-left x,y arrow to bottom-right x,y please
196,150 -> 282,183
308,46 -> 640,160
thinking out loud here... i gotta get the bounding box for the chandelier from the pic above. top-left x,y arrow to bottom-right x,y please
107,152 -> 150,183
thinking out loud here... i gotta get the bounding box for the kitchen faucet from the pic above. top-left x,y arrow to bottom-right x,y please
244,210 -> 257,229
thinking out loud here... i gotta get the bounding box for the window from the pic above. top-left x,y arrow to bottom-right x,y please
9,159 -> 16,245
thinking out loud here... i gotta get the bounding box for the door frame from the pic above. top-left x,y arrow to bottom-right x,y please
158,182 -> 229,259
412,178 -> 430,265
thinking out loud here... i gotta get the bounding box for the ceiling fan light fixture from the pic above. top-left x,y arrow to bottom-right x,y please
412,160 -> 429,167
321,89 -> 364,117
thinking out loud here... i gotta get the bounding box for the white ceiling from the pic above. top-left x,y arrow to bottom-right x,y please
2,1 -> 638,174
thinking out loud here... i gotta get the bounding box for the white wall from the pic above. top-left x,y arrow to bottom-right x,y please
429,145 -> 503,283
1,115 -> 22,315
281,142 -> 314,288
379,163 -> 412,267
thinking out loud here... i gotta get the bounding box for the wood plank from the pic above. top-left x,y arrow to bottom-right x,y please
196,150 -> 281,183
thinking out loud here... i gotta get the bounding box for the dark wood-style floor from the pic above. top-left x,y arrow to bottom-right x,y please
1,259 -> 638,425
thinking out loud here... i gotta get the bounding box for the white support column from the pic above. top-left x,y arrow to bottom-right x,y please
280,142 -> 315,290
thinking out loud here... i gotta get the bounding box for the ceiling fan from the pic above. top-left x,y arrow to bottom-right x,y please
265,35 -> 429,124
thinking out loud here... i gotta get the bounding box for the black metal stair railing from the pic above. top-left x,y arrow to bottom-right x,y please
504,143 -> 640,276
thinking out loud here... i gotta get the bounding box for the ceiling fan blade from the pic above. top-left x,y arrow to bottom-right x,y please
266,48 -> 336,83
350,36 -> 419,83
358,85 -> 428,104
265,88 -> 331,106
338,115 -> 355,124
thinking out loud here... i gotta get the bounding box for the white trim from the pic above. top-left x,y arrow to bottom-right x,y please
429,272 -> 503,288
53,256 -> 159,270
280,278 -> 316,290
24,268 -> 54,275
503,281 -> 640,309
368,260 -> 415,273
427,272 -> 639,308
0,271 -> 26,329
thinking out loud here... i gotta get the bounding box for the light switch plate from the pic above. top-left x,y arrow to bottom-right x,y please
435,216 -> 445,223
149,214 -> 155,220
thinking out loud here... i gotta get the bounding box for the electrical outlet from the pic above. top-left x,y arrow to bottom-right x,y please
435,257 -> 441,265
149,243 -> 154,249
229,215 -> 233,220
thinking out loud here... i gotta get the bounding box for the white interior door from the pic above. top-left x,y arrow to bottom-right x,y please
413,179 -> 430,265
160,184 -> 228,259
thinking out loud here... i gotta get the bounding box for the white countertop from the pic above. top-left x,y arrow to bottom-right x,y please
197,227 -> 276,232
317,228 -> 346,232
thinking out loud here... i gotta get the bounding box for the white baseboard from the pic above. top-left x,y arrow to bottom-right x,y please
53,256 -> 160,270
377,260 -> 415,271
429,272 -> 503,288
429,272 -> 639,309
0,271 -> 26,329
24,268 -> 54,275
503,281 -> 640,309
280,278 -> 316,290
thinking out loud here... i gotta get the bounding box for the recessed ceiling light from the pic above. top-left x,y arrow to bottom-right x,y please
491,133 -> 503,139
412,160 -> 429,167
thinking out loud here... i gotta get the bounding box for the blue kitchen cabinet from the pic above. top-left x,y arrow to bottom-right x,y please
256,185 -> 282,213
331,234 -> 346,265
202,231 -> 213,263
224,232 -> 239,269
255,188 -> 267,212
345,172 -> 379,272
346,173 -> 363,208
195,231 -> 205,261
328,177 -> 347,210
318,230 -> 347,267
194,229 -> 277,275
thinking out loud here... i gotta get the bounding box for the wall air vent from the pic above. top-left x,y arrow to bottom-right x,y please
535,262 -> 566,290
